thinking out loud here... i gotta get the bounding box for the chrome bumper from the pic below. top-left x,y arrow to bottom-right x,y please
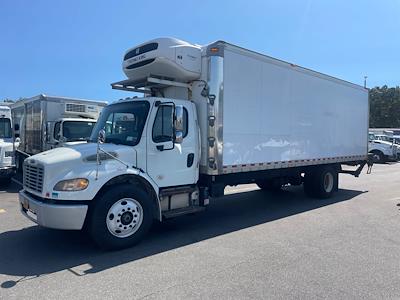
19,190 -> 88,230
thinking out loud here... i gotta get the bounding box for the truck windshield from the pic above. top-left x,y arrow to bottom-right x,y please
63,121 -> 96,142
90,101 -> 150,146
0,118 -> 11,138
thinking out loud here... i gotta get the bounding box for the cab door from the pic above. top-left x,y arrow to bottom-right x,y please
146,100 -> 198,188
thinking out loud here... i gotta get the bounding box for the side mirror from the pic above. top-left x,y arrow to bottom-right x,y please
98,129 -> 106,144
174,105 -> 184,144
174,105 -> 184,131
14,124 -> 19,131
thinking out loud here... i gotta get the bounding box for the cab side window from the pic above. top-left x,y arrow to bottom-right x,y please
152,106 -> 188,143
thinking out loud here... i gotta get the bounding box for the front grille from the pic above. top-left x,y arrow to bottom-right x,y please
24,162 -> 44,193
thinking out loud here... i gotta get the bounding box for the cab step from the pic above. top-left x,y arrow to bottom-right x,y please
162,206 -> 206,219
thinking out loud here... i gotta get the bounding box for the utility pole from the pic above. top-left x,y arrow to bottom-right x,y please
364,76 -> 368,88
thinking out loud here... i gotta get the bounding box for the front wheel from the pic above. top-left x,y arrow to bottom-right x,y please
88,184 -> 153,250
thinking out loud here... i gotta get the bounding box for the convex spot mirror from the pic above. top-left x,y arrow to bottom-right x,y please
98,129 -> 106,144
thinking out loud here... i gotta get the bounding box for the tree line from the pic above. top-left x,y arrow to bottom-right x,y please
369,86 -> 400,128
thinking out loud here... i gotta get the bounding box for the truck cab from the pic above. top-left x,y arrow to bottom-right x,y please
0,105 -> 15,182
368,132 -> 397,162
47,117 -> 96,147
19,96 -> 199,248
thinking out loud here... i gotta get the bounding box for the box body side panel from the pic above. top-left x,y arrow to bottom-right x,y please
222,47 -> 368,168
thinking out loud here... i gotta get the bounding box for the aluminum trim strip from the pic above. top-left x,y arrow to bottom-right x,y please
221,155 -> 367,174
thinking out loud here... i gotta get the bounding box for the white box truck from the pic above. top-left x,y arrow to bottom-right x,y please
19,38 -> 371,250
11,94 -> 107,170
0,104 -> 15,182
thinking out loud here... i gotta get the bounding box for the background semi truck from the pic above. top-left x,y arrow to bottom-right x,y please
19,38 -> 370,250
12,94 -> 107,171
0,104 -> 15,183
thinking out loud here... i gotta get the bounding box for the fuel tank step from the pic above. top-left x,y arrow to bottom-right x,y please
162,206 -> 206,219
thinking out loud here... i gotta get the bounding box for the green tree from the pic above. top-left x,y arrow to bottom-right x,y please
369,86 -> 400,128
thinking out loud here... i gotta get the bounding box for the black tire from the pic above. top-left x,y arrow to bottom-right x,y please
88,184 -> 153,251
304,166 -> 338,199
15,153 -> 25,173
370,151 -> 385,163
256,180 -> 282,191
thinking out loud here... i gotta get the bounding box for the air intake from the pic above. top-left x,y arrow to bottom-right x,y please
65,103 -> 86,113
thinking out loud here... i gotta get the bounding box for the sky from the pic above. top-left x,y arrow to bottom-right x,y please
0,0 -> 399,103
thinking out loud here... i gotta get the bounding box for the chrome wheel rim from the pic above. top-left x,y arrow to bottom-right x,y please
323,172 -> 334,193
106,198 -> 143,238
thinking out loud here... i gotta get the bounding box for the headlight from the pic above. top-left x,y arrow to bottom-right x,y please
54,178 -> 89,191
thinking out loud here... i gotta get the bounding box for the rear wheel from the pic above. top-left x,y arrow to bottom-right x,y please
304,166 -> 338,199
88,184 -> 153,250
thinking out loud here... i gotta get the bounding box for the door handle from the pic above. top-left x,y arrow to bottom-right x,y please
187,153 -> 194,167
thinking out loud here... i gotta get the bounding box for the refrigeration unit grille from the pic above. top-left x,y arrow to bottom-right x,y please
24,163 -> 44,193
65,103 -> 86,113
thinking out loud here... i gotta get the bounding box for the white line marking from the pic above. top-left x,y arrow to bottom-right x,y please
11,178 -> 23,186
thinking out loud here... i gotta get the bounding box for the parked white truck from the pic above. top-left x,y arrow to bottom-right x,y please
19,38 -> 371,250
368,132 -> 398,162
11,95 -> 107,170
0,105 -> 15,182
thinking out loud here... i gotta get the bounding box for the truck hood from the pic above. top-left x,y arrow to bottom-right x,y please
0,138 -> 13,145
372,140 -> 393,147
23,143 -> 139,199
27,142 -> 137,167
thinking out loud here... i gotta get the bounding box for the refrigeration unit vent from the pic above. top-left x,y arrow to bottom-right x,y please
65,103 -> 86,113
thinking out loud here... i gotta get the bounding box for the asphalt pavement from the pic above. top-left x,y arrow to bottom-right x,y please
0,163 -> 399,299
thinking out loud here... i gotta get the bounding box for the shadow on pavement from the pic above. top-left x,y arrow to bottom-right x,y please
0,186 -> 366,288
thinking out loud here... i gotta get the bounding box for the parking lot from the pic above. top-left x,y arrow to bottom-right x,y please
0,163 -> 399,299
